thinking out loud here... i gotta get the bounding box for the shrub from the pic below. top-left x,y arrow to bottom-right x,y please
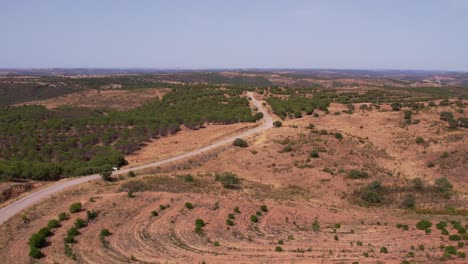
380,246 -> 388,253
348,170 -> 369,179
233,138 -> 248,148
357,241 -> 363,246
440,111 -> 454,121
334,223 -> 341,228
47,219 -> 60,229
214,241 -> 220,247
159,204 -> 169,210
185,202 -> 194,209
334,235 -> 339,241
195,219 -> 205,234
273,121 -> 283,127
86,210 -> 98,221
312,217 -> 320,232
226,219 -> 234,226
234,207 -> 241,214
458,251 -> 467,258
310,150 -> 319,158
416,137 -> 425,145
74,218 -> 86,229
435,177 -> 453,198
183,174 -> 194,182
436,221 -> 448,230
334,132 -> 343,140
64,233 -> 75,244
275,246 -> 283,252
416,220 -> 432,230
445,245 -> 457,255
128,171 -> 136,177
281,145 -> 293,153
260,205 -> 268,212
250,215 -> 258,223
29,246 -> 44,259
402,193 -> 416,209
215,172 -> 241,189
428,101 -> 436,106
413,178 -> 425,191
404,110 -> 412,120
68,227 -> 79,237
29,233 -> 46,248
425,228 -> 432,234
450,234 -> 462,241
151,210 -> 158,217
69,202 -> 82,214
442,228 -> 449,235
100,229 -> 111,237
228,213 -> 235,219
391,102 -> 402,111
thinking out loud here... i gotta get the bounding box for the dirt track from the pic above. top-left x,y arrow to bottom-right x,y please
0,92 -> 273,225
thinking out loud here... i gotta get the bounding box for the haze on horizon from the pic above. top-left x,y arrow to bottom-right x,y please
1,0 -> 468,71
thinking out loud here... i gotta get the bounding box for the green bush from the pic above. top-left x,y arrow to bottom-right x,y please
86,210 -> 98,221
29,246 -> 44,259
413,178 -> 425,191
47,219 -> 60,229
29,233 -> 46,248
100,167 -> 113,181
226,219 -> 234,226
151,210 -> 158,217
402,193 -> 416,209
278,240 -> 284,245
275,246 -> 283,252
185,202 -> 194,209
380,246 -> 388,253
436,221 -> 448,230
348,170 -> 369,179
435,177 -> 453,198
67,227 -> 79,237
260,205 -> 268,212
445,245 -> 457,255
74,218 -> 86,229
334,132 -> 343,140
58,212 -> 70,221
195,219 -> 205,234
310,150 -> 319,158
416,137 -> 425,145
450,234 -> 462,241
128,171 -> 136,177
234,207 -> 241,214
273,121 -> 283,127
416,220 -> 432,230
100,228 -> 111,237
233,138 -> 248,148
69,202 -> 82,214
215,172 -> 241,189
250,215 -> 258,223
228,213 -> 235,219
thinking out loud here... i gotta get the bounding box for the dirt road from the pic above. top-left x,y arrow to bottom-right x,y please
0,92 -> 272,225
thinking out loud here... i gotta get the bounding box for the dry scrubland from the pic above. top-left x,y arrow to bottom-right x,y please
1,97 -> 466,263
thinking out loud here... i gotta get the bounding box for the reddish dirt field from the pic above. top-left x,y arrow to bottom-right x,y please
0,100 -> 466,264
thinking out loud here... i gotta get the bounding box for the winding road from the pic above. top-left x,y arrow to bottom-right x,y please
0,92 -> 273,225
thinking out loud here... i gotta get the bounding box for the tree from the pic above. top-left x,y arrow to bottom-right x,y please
416,220 -> 432,230
69,202 -> 82,214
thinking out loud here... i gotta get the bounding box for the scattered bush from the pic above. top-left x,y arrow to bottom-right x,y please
275,246 -> 283,252
334,132 -> 343,140
416,220 -> 432,230
69,202 -> 82,214
348,170 -> 369,179
47,219 -> 60,229
151,210 -> 158,217
260,205 -> 268,212
86,210 -> 98,221
74,218 -> 86,229
450,234 -> 462,241
436,221 -> 448,230
233,138 -> 248,148
234,207 -> 241,214
310,150 -> 319,158
29,246 -> 44,259
250,215 -> 258,223
100,229 -> 111,237
380,246 -> 388,253
185,202 -> 194,209
228,213 -> 235,220
278,240 -> 284,245
416,137 -> 425,145
273,121 -> 283,127
215,172 -> 241,189
226,219 -> 234,226
195,219 -> 206,234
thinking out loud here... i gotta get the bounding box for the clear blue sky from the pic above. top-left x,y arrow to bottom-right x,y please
1,0 -> 467,70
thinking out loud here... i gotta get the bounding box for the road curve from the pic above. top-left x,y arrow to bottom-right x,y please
0,92 -> 273,225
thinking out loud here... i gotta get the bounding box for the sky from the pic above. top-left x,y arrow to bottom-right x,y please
1,0 -> 467,71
